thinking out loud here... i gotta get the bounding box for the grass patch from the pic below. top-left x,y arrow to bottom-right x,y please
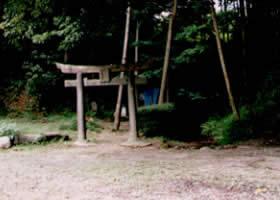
59,117 -> 103,133
56,111 -> 103,133
0,113 -> 76,136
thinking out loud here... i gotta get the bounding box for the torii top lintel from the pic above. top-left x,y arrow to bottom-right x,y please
55,62 -> 148,87
56,62 -> 113,74
56,62 -> 149,74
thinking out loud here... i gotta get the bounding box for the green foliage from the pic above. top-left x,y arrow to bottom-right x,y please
59,117 -> 103,133
177,89 -> 207,101
46,111 -> 75,122
216,11 -> 237,42
1,0 -> 84,55
1,4 -> 83,51
202,71 -> 280,145
0,79 -> 25,110
138,103 -> 176,138
0,0 -> 53,48
0,0 -> 83,113
250,72 -> 280,137
175,44 -> 206,64
175,23 -> 210,64
87,120 -> 103,133
201,114 -> 234,145
96,111 -> 114,120
21,50 -> 58,112
51,16 -> 84,51
176,24 -> 209,43
59,118 -> 77,131
139,69 -> 161,80
0,48 -> 59,113
138,103 -> 175,114
24,62 -> 57,98
132,40 -> 154,48
0,122 -> 19,137
31,32 -> 53,45
201,107 -> 253,145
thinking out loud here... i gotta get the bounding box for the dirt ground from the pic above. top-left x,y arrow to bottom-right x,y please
1,124 -> 280,200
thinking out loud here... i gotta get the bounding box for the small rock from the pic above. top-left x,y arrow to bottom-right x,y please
237,145 -> 251,150
222,144 -> 237,149
0,136 -> 12,149
255,187 -> 268,194
199,146 -> 212,151
121,140 -> 152,148
215,146 -> 224,150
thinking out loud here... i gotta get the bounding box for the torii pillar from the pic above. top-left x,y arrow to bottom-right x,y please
76,72 -> 86,143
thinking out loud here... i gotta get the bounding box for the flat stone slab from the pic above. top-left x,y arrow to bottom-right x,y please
120,140 -> 152,148
14,133 -> 70,145
15,134 -> 45,144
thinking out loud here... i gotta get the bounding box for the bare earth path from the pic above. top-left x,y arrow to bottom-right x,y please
1,131 -> 280,200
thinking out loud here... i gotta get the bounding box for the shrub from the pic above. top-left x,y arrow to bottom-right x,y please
0,122 -> 20,138
201,114 -> 234,145
138,103 -> 204,140
201,106 -> 253,145
137,103 -> 177,138
138,103 -> 175,114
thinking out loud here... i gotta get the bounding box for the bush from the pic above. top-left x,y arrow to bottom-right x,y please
138,103 -> 175,114
137,103 -> 177,138
0,122 -> 20,138
201,115 -> 231,145
201,106 -> 253,145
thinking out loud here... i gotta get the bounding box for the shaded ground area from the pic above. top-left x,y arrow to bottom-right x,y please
1,124 -> 280,200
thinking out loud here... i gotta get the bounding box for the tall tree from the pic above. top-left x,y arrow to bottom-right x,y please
210,0 -> 240,119
113,4 -> 131,131
134,21 -> 140,108
239,0 -> 246,57
158,0 -> 177,104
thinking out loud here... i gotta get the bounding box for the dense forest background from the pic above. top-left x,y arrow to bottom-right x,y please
1,0 -> 280,144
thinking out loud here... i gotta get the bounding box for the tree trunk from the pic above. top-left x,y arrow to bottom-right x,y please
0,0 -> 4,16
166,78 -> 170,103
238,0 -> 249,96
245,0 -> 249,17
239,0 -> 247,57
113,5 -> 131,131
134,21 -> 140,108
64,51 -> 69,63
210,0 -> 240,120
135,21 -> 140,65
158,0 -> 177,104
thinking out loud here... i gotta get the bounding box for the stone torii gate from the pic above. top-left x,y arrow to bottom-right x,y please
56,62 -> 149,146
